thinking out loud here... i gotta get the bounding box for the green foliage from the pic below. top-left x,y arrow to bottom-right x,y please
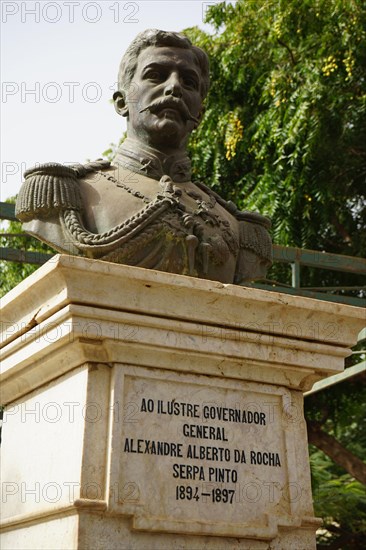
1,5 -> 365,544
185,0 -> 366,268
306,374 -> 366,454
305,372 -> 366,547
0,198 -> 55,298
185,2 -> 366,546
310,451 -> 366,548
102,133 -> 126,161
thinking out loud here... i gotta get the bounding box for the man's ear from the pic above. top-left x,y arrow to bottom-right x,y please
113,91 -> 128,117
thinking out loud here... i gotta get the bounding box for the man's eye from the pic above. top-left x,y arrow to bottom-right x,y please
145,70 -> 163,81
184,77 -> 199,89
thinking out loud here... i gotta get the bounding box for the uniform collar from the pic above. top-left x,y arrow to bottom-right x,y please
113,138 -> 192,183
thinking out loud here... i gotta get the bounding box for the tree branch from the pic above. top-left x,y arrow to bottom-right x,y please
307,421 -> 366,485
277,38 -> 297,65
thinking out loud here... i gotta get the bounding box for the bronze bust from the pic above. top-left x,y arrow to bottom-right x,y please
16,29 -> 272,284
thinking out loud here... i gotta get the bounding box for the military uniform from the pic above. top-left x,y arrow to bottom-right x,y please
16,139 -> 272,284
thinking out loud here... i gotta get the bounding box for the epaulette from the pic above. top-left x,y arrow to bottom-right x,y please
15,159 -> 111,222
235,210 -> 271,229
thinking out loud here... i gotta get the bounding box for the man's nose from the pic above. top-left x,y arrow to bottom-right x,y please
164,72 -> 183,98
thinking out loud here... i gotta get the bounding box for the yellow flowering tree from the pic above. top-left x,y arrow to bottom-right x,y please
186,0 -> 366,270
185,2 -> 366,547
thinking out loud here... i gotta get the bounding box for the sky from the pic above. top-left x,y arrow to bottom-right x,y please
1,0 -> 220,200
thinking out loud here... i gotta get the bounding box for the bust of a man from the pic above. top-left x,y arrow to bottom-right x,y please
16,29 -> 272,284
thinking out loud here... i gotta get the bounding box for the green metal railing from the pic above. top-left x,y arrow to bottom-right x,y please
1,201 -> 366,307
1,201 -> 365,392
250,245 -> 366,307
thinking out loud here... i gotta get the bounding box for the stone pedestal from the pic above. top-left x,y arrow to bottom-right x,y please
1,255 -> 364,549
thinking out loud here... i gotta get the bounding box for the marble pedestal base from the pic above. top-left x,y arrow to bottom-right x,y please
1,256 -> 364,549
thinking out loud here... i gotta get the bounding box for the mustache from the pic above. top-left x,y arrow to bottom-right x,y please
139,97 -> 200,124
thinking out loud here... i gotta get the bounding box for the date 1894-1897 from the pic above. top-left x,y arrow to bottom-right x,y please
176,485 -> 235,504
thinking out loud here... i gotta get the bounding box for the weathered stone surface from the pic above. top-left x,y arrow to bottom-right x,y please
111,366 -> 312,538
1,257 -> 364,549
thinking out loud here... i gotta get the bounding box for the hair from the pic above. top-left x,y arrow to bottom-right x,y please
115,29 -> 210,101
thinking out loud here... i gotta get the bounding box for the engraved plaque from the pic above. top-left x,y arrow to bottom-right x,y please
110,366 -> 302,538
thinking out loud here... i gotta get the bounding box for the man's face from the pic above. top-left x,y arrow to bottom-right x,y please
124,45 -> 204,151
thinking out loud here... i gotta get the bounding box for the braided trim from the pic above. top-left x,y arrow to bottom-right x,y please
62,195 -> 179,254
71,159 -> 111,178
99,218 -> 167,264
